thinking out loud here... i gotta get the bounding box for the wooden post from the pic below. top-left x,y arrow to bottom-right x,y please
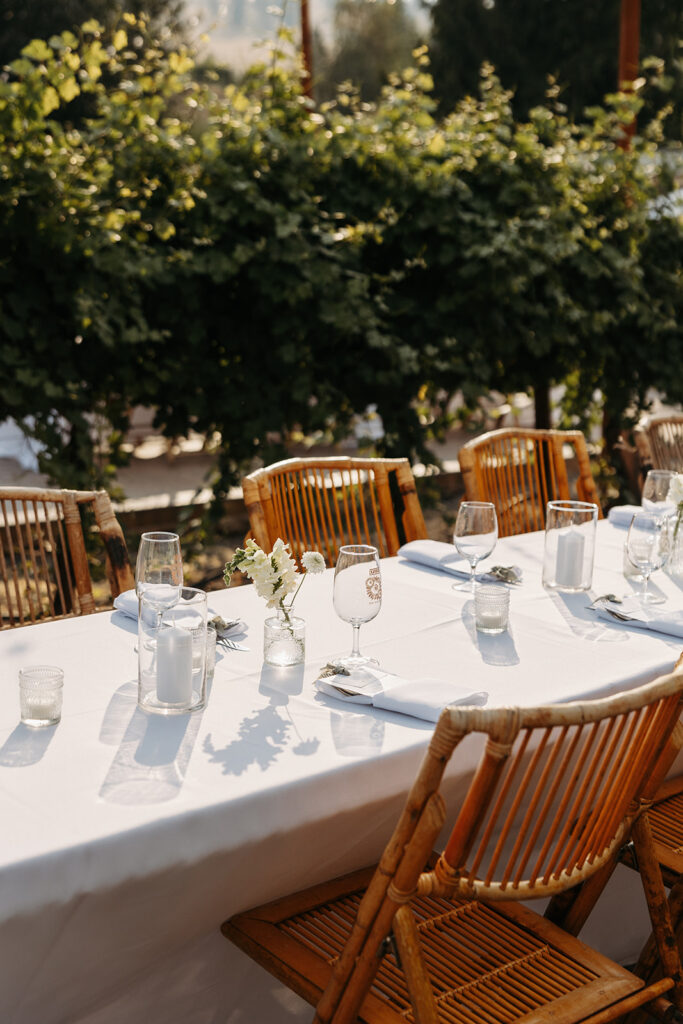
618,0 -> 641,143
301,0 -> 313,99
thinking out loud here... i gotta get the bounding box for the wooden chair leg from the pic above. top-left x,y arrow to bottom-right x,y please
632,814 -> 683,1011
545,855 -> 620,936
635,876 -> 683,987
391,905 -> 438,1024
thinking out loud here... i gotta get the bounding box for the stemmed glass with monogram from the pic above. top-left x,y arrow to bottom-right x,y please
135,531 -> 184,630
333,545 -> 382,670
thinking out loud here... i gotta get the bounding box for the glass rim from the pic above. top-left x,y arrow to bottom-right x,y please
459,501 -> 496,509
338,544 -> 379,555
475,584 -> 510,598
140,531 -> 180,542
19,665 -> 64,685
546,500 -> 598,512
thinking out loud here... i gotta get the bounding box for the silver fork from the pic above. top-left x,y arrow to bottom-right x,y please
218,637 -> 250,652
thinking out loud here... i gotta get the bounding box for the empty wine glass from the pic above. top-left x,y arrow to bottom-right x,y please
453,501 -> 498,592
641,470 -> 677,518
333,545 -> 382,670
135,531 -> 183,630
626,512 -> 668,604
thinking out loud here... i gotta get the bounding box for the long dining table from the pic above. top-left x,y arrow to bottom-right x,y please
2,519 -> 683,1023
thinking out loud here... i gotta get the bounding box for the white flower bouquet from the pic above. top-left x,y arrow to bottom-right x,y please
224,538 -> 325,625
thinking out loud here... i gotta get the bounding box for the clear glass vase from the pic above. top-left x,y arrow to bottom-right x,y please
665,516 -> 683,582
264,606 -> 305,667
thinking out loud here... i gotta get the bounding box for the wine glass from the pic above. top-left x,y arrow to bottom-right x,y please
333,545 -> 382,670
453,501 -> 498,592
641,470 -> 677,518
626,512 -> 668,604
135,531 -> 184,629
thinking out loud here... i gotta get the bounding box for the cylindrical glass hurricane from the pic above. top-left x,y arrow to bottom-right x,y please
138,586 -> 208,714
264,606 -> 305,667
665,514 -> 683,582
542,500 -> 598,593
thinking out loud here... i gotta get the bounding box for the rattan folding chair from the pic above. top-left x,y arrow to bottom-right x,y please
242,457 -> 428,568
0,487 -> 134,628
634,414 -> 683,474
224,668 -> 683,1024
458,428 -> 602,537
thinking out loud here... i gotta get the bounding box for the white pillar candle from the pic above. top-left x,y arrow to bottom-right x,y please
555,527 -> 585,588
156,626 -> 193,704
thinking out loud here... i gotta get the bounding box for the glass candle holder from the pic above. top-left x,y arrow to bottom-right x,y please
19,666 -> 64,727
138,586 -> 208,714
264,608 -> 305,667
474,585 -> 510,635
542,500 -> 598,593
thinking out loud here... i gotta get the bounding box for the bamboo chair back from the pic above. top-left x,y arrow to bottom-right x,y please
242,456 -> 427,568
634,414 -> 683,473
315,670 -> 683,1023
0,487 -> 133,629
458,428 -> 602,537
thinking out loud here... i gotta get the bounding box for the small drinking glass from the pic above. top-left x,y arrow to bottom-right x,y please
19,666 -> 64,727
626,512 -> 668,604
135,531 -> 183,631
641,470 -> 677,518
333,545 -> 382,670
474,585 -> 510,634
453,501 -> 498,592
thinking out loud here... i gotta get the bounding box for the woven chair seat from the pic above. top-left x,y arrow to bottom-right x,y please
648,778 -> 683,882
226,865 -> 645,1024
224,670 -> 683,1024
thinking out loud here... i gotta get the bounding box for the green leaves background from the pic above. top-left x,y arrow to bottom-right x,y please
0,22 -> 681,501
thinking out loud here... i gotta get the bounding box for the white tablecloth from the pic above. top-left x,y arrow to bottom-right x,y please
1,521 -> 682,1023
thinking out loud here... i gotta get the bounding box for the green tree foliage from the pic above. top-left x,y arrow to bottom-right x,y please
315,0 -> 422,102
0,23 -> 680,498
0,0 -> 188,66
428,0 -> 682,139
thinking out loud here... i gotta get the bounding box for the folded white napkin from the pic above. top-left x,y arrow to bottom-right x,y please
113,589 -> 244,634
595,597 -> 683,639
607,505 -> 641,528
398,539 -> 519,583
315,666 -> 487,723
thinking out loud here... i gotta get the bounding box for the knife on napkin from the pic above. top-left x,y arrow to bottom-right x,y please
315,665 -> 488,723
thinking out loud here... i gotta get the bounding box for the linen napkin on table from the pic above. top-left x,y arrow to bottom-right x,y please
607,505 -> 642,528
112,589 -> 244,634
398,539 -> 521,584
594,597 -> 683,639
315,666 -> 487,723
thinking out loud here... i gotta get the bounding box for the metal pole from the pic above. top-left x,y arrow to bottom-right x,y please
618,0 -> 641,142
301,0 -> 313,99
